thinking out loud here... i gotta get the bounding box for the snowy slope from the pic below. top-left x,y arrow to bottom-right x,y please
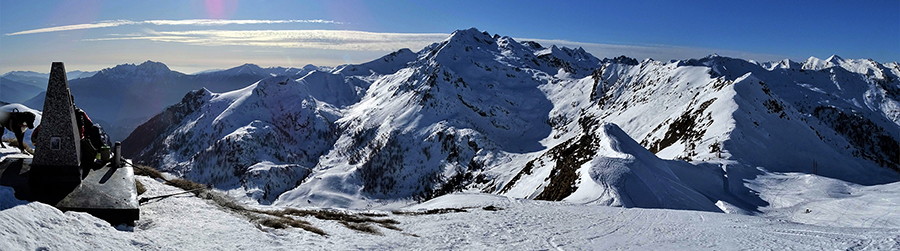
18,61 -> 329,142
2,143 -> 899,250
579,54 -> 898,175
749,172 -> 900,228
120,28 -> 900,214
1,177 -> 899,250
277,29 -> 590,207
276,29 -> 899,209
123,69 -> 371,203
500,123 -> 723,212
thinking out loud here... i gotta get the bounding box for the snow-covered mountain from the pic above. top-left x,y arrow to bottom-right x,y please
186,63 -> 331,93
122,61 -> 376,203
124,28 -> 899,212
20,61 -> 326,141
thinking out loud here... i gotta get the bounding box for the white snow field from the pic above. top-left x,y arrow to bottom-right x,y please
1,168 -> 899,250
2,147 -> 899,250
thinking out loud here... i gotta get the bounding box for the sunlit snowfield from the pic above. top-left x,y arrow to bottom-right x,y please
2,148 -> 899,250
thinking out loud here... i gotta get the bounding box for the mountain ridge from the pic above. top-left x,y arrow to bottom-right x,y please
70,28 -> 900,211
18,61 -> 332,141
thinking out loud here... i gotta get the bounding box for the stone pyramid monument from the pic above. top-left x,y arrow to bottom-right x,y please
30,62 -> 83,197
32,62 -> 82,168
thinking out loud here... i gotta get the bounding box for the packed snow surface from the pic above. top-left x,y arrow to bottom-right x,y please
2,146 -> 900,250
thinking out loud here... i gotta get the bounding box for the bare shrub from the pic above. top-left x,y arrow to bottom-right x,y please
164,179 -> 206,194
133,164 -> 166,180
135,180 -> 146,195
340,221 -> 382,235
392,208 -> 468,216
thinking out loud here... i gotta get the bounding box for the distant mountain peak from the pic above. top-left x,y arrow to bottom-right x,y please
301,64 -> 319,71
103,60 -> 171,72
449,27 -> 488,37
138,60 -> 171,71
444,28 -> 496,46
216,63 -> 265,76
826,54 -> 844,64
94,61 -> 182,82
540,44 -> 596,62
761,58 -> 802,70
2,71 -> 45,78
236,63 -> 263,74
605,55 -> 639,65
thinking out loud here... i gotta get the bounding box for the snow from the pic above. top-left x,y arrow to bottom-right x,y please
564,124 -> 721,211
3,145 -> 900,250
750,172 -> 900,228
110,28 -> 900,216
2,174 -> 899,250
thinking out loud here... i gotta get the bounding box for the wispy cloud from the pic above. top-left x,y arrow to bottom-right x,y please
81,29 -> 788,61
6,20 -> 139,36
5,19 -> 341,36
85,29 -> 449,51
12,18 -> 789,62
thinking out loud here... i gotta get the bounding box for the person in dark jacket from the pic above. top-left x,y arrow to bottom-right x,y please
32,98 -> 109,167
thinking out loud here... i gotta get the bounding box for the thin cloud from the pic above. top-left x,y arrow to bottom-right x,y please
6,20 -> 138,36
85,29 -> 449,51
143,19 -> 340,26
59,23 -> 790,62
5,19 -> 342,36
82,29 -> 789,61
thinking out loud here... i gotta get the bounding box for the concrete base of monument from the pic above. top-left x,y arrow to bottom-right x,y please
55,162 -> 140,225
0,157 -> 140,226
29,164 -> 83,204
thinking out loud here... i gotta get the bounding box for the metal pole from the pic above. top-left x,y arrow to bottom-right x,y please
114,141 -> 121,168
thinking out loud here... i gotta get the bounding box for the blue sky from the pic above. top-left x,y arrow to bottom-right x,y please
1,0 -> 897,74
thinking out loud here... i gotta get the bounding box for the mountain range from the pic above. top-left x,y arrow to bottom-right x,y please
108,28 -> 899,211
0,70 -> 96,103
10,61 -> 330,141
